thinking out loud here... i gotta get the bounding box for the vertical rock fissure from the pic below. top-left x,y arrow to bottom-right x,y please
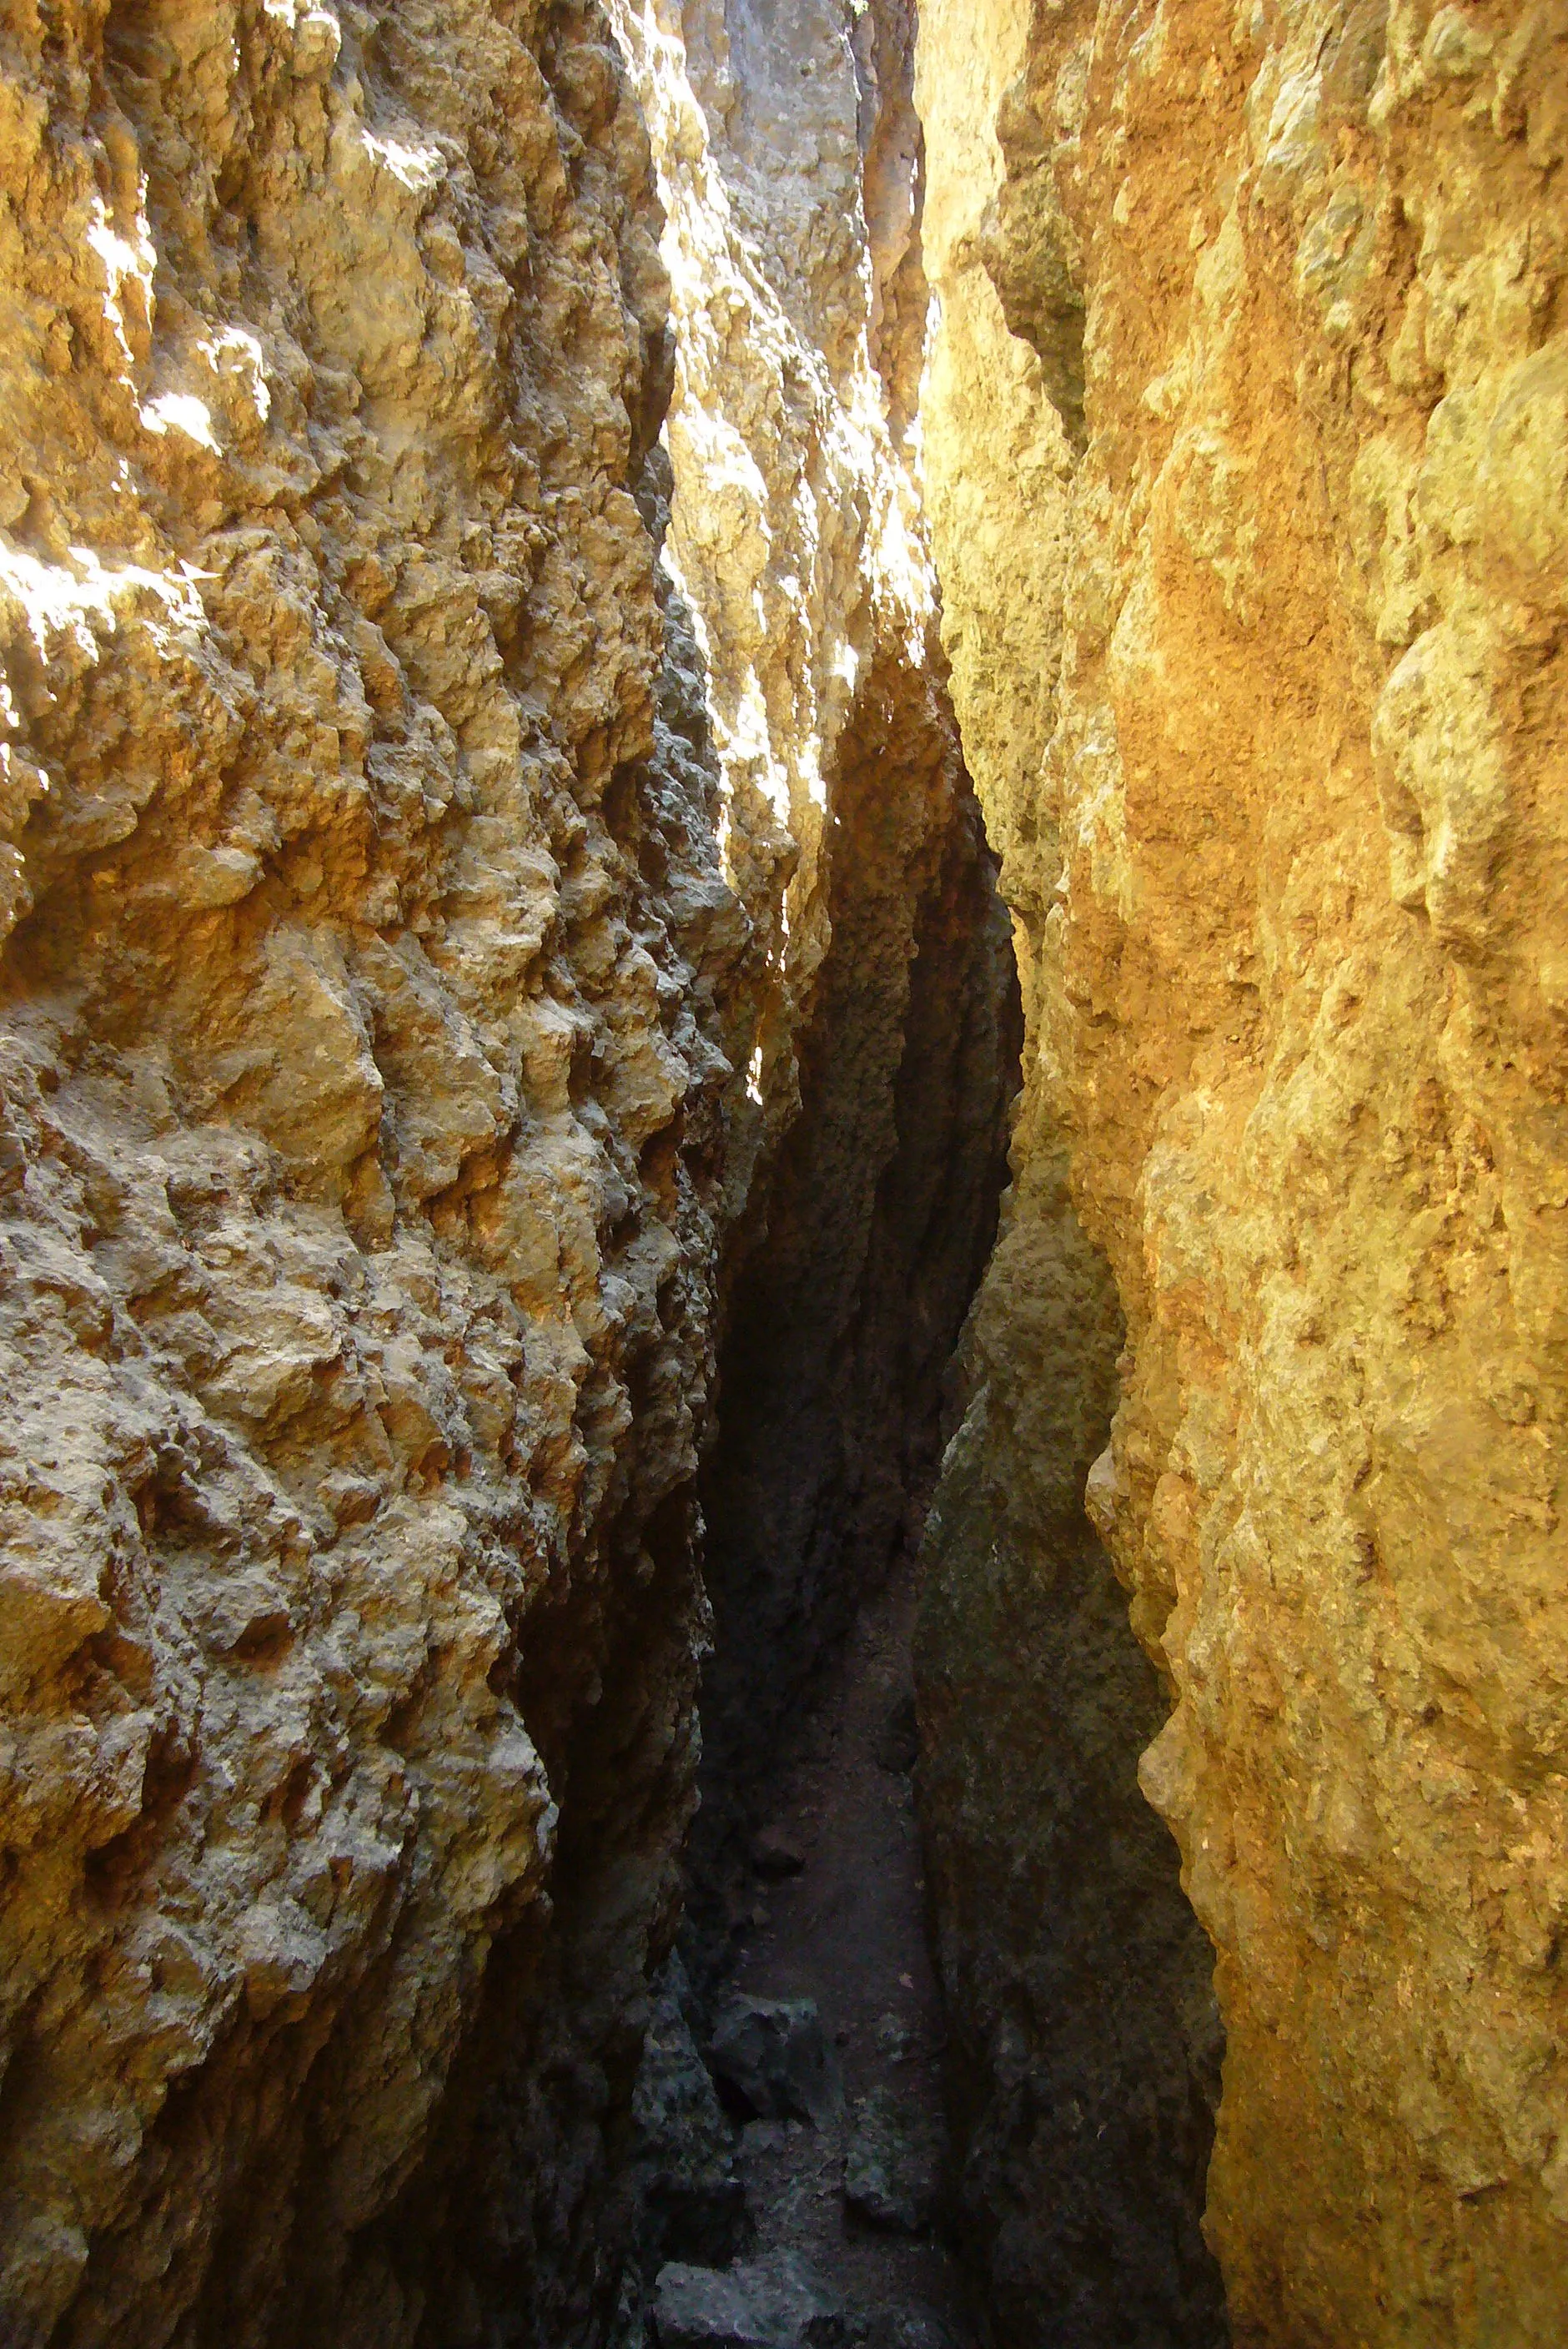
621,705 -> 1018,2349
596,8 -> 1044,2344
907,8 -> 1233,2342
687,720 -> 1018,1979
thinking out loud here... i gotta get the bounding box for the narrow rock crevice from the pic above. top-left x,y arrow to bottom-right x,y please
687,692 -> 1018,1988
7,2 -> 1564,2346
915,1129 -> 1226,2349
631,694 -> 1018,2346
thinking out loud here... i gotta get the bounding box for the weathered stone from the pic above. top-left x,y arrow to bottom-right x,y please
751,1827 -> 807,1880
655,2251 -> 847,2349
706,1996 -> 842,2129
917,0 -> 1568,2342
627,1959 -> 751,2272
842,2088 -> 941,2235
912,13 -> 1226,2341
850,2308 -> 959,2349
0,3 -> 998,2344
0,4 -> 748,2341
870,2014 -> 915,2065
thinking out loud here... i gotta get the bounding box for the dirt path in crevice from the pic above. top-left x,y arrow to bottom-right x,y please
721,1551 -> 977,2345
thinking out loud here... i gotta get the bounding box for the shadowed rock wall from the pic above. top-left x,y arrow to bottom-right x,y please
914,5 -> 1226,2339
916,0 -> 1568,2343
916,1125 -> 1225,2348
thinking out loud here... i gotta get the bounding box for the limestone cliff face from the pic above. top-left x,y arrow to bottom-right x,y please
0,3 -> 744,2341
607,0 -> 1018,1953
917,1 -> 1568,2343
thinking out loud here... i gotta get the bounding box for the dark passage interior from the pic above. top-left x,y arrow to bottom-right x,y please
609,677 -> 1018,2349
691,716 -> 1019,1982
617,712 -> 1227,2348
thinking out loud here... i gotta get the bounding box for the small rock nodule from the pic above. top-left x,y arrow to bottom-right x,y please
842,2087 -> 941,2234
751,1826 -> 808,1879
654,2251 -> 847,2349
872,1694 -> 919,1778
627,1960 -> 751,2271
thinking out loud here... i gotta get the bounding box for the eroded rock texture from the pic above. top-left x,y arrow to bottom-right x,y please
608,0 -> 1018,1961
917,1 -> 1568,2343
0,3 -> 748,2341
0,0 -> 1017,2339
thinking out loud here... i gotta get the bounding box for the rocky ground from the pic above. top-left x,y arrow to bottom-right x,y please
622,1553 -> 975,2349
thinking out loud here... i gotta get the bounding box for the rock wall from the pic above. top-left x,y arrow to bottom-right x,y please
916,0 -> 1568,2343
0,0 -> 1018,2341
607,0 -> 1018,1969
0,3 -> 750,2341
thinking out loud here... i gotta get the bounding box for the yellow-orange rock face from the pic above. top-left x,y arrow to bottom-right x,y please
917,0 -> 1568,2341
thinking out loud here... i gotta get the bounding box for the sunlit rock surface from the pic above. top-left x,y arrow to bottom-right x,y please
916,0 -> 1568,2341
914,19 -> 1224,2341
0,0 -> 1014,2341
0,3 -> 743,2340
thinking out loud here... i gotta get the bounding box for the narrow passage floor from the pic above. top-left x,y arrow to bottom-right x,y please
708,1552 -> 974,2347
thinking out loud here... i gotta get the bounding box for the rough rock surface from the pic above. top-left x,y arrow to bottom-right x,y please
623,1959 -> 750,2277
0,3 -> 753,2342
917,0 -> 1568,2343
654,2248 -> 846,2349
0,0 -> 1016,2342
683,1552 -> 975,2349
706,1994 -> 842,2129
914,1134 -> 1224,2347
913,5 -> 1225,2341
841,2087 -> 941,2236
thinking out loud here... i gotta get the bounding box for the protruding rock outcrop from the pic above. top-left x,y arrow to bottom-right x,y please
916,1 -> 1568,2341
0,4 -> 745,2340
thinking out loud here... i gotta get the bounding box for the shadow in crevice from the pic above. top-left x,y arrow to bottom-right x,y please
916,1143 -> 1228,2348
684,681 -> 1021,1999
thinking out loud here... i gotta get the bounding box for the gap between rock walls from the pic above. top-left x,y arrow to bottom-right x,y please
591,4 -> 1227,2348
